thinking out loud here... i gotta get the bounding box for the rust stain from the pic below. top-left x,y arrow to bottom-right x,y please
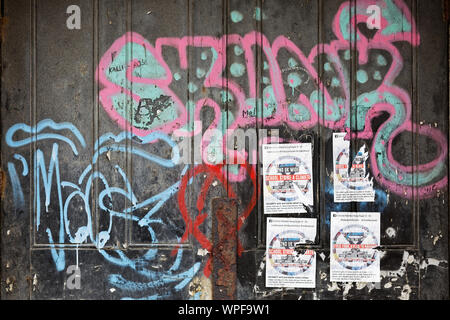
443,0 -> 449,21
211,198 -> 237,300
0,16 -> 9,43
0,168 -> 6,200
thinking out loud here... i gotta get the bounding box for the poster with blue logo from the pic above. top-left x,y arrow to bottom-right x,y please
266,218 -> 317,288
330,212 -> 380,283
333,133 -> 375,202
262,143 -> 313,214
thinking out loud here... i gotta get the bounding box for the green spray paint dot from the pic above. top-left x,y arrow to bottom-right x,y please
262,86 -> 277,117
230,62 -> 245,77
377,54 -> 387,66
262,76 -> 270,84
230,10 -> 243,23
263,61 -> 269,70
234,45 -> 244,56
324,62 -> 333,72
344,50 -> 351,60
373,70 -> 382,81
173,72 -> 181,81
220,90 -> 234,103
357,70 -> 368,84
188,82 -> 198,93
287,73 -> 302,96
201,51 -> 208,61
331,77 -> 340,87
182,100 -> 196,131
196,68 -> 206,79
254,7 -> 266,21
288,58 -> 298,68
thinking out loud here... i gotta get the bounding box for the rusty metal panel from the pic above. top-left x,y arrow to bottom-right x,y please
211,198 -> 237,300
0,0 -> 449,301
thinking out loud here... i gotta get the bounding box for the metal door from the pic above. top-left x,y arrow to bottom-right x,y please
1,0 -> 448,300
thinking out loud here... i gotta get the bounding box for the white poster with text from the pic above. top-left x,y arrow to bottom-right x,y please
330,212 -> 380,283
333,132 -> 375,202
266,217 -> 317,288
262,143 -> 313,214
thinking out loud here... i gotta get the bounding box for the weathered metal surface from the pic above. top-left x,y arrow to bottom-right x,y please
211,198 -> 237,300
0,0 -> 448,300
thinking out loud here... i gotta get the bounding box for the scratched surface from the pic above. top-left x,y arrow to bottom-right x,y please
0,0 -> 448,300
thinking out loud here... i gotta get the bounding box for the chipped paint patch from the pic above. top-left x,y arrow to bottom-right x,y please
32,274 -> 38,292
399,284 -> 412,300
342,283 -> 353,299
189,275 -> 212,300
385,227 -> 397,238
355,282 -> 367,290
319,252 -> 326,261
197,248 -> 209,256
327,282 -> 340,292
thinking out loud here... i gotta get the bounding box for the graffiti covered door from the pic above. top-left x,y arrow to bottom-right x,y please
1,0 -> 448,300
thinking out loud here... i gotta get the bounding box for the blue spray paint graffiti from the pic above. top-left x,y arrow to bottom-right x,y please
5,119 -> 201,299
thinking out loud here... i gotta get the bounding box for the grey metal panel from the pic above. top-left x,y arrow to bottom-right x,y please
1,0 -> 31,300
0,0 -> 448,300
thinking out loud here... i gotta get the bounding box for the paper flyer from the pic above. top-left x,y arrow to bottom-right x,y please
266,217 -> 317,288
333,132 -> 375,202
262,143 -> 313,214
330,212 -> 380,283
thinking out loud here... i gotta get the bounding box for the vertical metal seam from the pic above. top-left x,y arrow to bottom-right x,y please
412,0 -> 419,256
29,0 -> 37,299
257,0 -> 263,249
414,0 -> 420,289
0,0 -> 2,299
224,0 -> 229,194
318,0 -> 324,251
350,0 -> 356,215
92,0 -> 99,252
126,0 -> 132,248
447,1 -> 450,298
187,0 -> 192,248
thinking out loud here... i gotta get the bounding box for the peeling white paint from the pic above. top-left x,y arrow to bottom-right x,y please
355,282 -> 367,290
197,248 -> 209,256
319,252 -> 326,261
327,282 -> 340,292
380,251 -> 409,278
399,284 -> 412,300
256,254 -> 266,277
385,227 -> 396,238
32,274 -> 38,292
420,258 -> 448,271
342,282 -> 353,299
